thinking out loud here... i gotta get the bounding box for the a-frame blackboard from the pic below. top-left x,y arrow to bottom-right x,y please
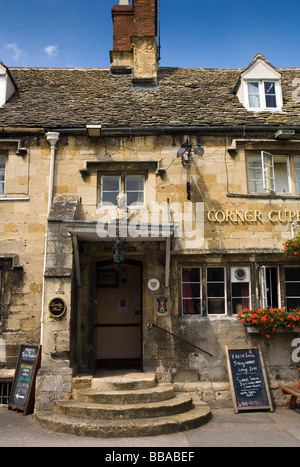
8,344 -> 41,415
225,346 -> 273,414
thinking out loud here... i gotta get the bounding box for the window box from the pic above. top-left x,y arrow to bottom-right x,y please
237,307 -> 300,338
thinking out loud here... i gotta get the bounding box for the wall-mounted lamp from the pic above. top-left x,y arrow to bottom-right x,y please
112,239 -> 126,265
177,138 -> 204,167
0,139 -> 28,157
86,125 -> 102,137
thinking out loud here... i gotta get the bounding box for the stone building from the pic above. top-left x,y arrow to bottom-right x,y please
1,0 -> 300,413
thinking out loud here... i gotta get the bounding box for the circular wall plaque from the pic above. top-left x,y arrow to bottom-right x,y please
49,297 -> 67,318
148,278 -> 160,291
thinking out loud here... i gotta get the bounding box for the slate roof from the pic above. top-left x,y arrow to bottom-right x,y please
0,66 -> 300,130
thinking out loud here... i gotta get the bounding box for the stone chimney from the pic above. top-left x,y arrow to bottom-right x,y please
110,0 -> 158,86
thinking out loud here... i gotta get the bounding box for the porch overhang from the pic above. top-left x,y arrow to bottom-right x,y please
64,220 -> 176,289
64,220 -> 177,242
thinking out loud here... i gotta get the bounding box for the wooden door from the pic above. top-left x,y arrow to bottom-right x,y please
96,262 -> 142,369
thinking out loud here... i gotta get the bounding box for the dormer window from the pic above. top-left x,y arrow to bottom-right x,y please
235,54 -> 282,112
246,80 -> 280,111
0,61 -> 16,107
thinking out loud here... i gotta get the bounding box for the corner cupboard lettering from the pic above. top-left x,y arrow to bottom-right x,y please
207,210 -> 300,224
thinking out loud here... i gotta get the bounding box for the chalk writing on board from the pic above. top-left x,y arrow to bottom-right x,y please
9,344 -> 41,415
225,346 -> 273,413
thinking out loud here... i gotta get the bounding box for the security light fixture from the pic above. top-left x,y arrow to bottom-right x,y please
275,129 -> 295,140
86,125 -> 102,137
177,138 -> 204,167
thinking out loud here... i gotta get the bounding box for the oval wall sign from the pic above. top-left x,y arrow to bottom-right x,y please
148,278 -> 160,291
49,297 -> 67,318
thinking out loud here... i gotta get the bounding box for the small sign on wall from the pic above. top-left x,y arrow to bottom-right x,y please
148,278 -> 160,291
156,296 -> 169,315
49,297 -> 67,318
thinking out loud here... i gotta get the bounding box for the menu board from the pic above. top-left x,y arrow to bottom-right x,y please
225,346 -> 273,413
8,344 -> 41,415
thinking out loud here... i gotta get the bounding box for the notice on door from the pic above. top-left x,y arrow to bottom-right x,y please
119,299 -> 128,313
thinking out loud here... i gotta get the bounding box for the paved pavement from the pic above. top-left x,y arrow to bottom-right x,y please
1,405 -> 300,448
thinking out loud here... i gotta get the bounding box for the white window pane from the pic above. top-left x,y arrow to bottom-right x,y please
126,177 -> 144,191
102,192 -> 119,205
125,176 -> 144,206
274,162 -> 289,193
102,177 -> 119,191
262,151 -> 275,192
248,82 -> 260,108
126,192 -> 144,206
248,156 -> 263,192
101,176 -> 120,205
294,157 -> 300,194
264,81 -> 277,108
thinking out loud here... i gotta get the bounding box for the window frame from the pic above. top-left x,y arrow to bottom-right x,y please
100,175 -> 121,207
181,267 -> 202,316
293,156 -> 300,194
230,267 -> 251,314
125,175 -> 145,207
100,174 -> 145,208
260,266 -> 281,309
244,79 -> 282,112
0,155 -> 6,196
206,266 -> 227,315
284,266 -> 300,311
247,152 -> 292,194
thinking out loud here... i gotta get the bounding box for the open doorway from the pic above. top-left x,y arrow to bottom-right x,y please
95,259 -> 143,369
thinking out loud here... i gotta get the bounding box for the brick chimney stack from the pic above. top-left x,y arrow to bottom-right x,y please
110,0 -> 158,86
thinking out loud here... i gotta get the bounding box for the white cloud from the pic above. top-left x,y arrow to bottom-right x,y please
5,43 -> 25,61
44,45 -> 59,57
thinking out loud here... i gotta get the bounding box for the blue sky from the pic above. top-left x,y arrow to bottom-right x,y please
1,0 -> 299,69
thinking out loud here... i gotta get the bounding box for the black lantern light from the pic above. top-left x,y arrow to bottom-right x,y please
112,239 -> 126,265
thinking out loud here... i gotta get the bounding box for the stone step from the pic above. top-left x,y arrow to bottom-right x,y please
73,383 -> 174,404
33,403 -> 211,438
33,372 -> 212,438
53,393 -> 193,420
90,372 -> 156,391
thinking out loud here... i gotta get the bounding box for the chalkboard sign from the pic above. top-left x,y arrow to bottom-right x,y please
8,344 -> 41,415
225,346 -> 273,414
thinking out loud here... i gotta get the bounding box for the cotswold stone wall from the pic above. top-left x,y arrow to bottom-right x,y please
1,132 -> 300,410
0,138 -> 50,371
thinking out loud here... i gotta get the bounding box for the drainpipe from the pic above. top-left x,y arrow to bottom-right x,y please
40,132 -> 60,346
45,132 -> 60,214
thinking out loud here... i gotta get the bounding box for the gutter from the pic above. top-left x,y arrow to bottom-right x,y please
44,125 -> 300,137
